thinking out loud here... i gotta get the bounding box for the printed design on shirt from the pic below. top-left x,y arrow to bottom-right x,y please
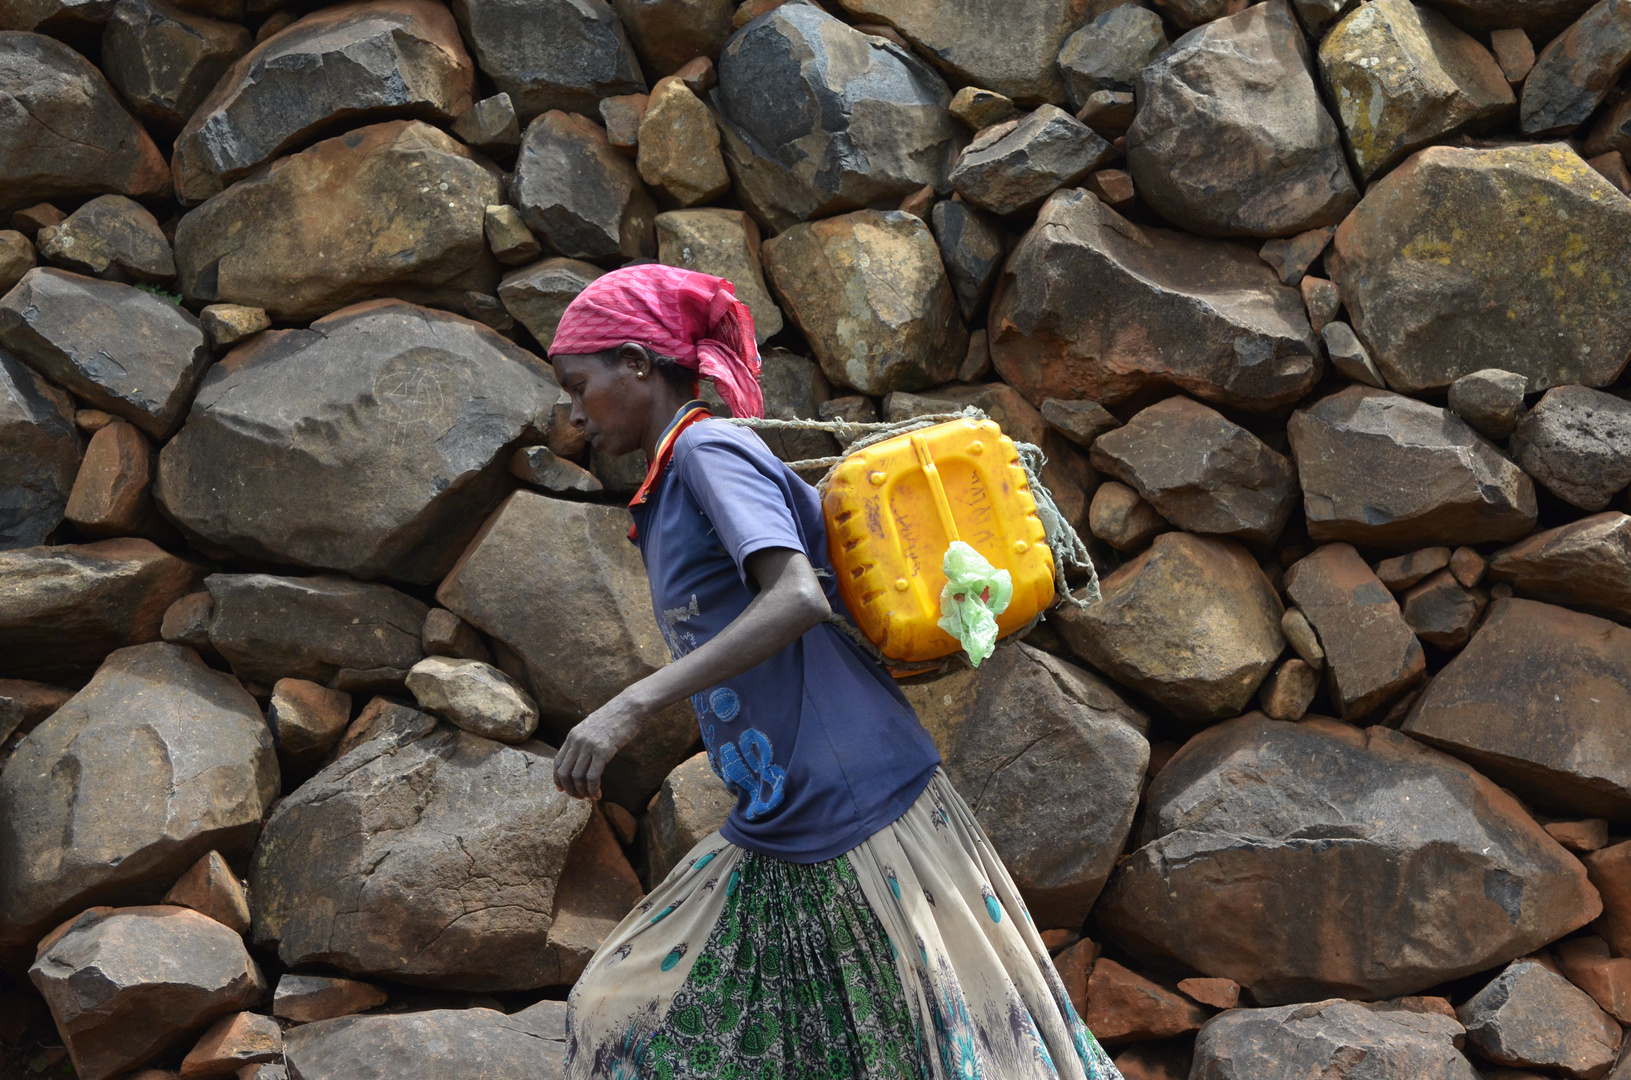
659,593 -> 702,659
716,727 -> 787,821
708,686 -> 741,722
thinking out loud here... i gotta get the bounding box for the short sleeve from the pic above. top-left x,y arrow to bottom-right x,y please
674,427 -> 807,584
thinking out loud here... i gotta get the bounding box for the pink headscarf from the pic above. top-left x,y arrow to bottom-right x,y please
548,264 -> 764,419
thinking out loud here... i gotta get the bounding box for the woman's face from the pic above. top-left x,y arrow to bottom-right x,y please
552,348 -> 648,457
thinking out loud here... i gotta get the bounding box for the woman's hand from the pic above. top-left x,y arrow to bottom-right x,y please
554,692 -> 650,800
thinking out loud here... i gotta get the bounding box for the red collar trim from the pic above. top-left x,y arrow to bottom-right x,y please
627,403 -> 712,538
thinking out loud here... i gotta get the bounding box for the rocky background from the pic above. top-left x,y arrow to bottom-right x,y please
2,0 -> 1631,1074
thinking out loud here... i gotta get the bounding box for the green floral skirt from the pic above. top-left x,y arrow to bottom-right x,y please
565,769 -> 1122,1080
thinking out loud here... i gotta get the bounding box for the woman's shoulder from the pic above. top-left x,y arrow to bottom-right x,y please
673,417 -> 773,464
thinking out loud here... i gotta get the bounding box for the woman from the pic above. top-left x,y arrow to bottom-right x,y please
549,264 -> 1121,1080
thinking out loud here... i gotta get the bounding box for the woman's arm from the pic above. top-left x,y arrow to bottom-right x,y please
553,546 -> 831,799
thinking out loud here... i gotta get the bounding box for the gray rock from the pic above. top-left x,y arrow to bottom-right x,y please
902,644 -> 1148,928
30,906 -> 268,1080
1510,385 -> 1631,511
949,104 -> 1113,217
99,0 -> 251,132
714,3 -> 959,232
1089,480 -> 1167,552
450,0 -> 643,123
156,300 -> 557,584
1458,960 -> 1621,1076
451,92 -> 521,154
509,445 -> 602,496
0,643 -> 278,965
1127,0 -> 1358,239
513,109 -> 658,263
172,0 -> 477,203
1058,4 -> 1168,107
1285,543 -> 1425,718
271,974 -> 387,1023
0,268 -> 209,440
929,199 -> 1004,322
1521,0 -> 1631,136
1041,397 -> 1120,450
498,257 -> 604,351
36,195 -> 174,285
0,348 -> 79,549
1321,321 -> 1384,389
1096,714 -> 1602,1005
1399,569 -> 1484,650
405,656 -> 539,743
655,208 -> 783,343
643,750 -> 734,885
1192,999 -> 1479,1080
204,573 -> 428,687
1489,512 -> 1631,624
283,1007 -> 567,1080
1287,386 -> 1537,549
0,0 -> 117,35
989,189 -> 1321,414
1447,368 -> 1527,440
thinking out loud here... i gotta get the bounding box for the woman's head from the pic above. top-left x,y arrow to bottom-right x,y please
552,341 -> 699,456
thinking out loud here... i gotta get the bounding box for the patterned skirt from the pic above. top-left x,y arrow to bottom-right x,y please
565,769 -> 1123,1080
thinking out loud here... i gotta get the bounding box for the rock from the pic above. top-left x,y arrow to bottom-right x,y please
928,200 -> 1004,321
1585,93 -> 1631,156
1319,0 -> 1513,181
405,657 -> 539,743
10,202 -> 65,237
1180,977 -> 1241,1010
1097,714 -> 1602,1005
949,105 -> 1112,217
0,0 -> 118,36
989,189 -> 1321,412
655,208 -> 782,342
271,975 -> 387,1023
65,420 -> 154,537
1285,543 -> 1424,718
902,644 -> 1148,927
197,306 -> 267,351
0,348 -> 79,549
714,3 -> 958,232
0,539 -> 201,683
1450,543 -> 1485,590
498,257 -> 604,352
421,609 -> 491,664
0,269 -> 209,440
1459,960 -> 1621,1077
36,194 -> 174,286
452,92 -> 521,154
1491,27 -> 1536,82
266,679 -> 350,772
612,0 -> 731,78
1300,275 -> 1340,334
1403,597 -> 1631,822
1090,396 -> 1297,547
644,750 -> 734,884
327,696 -> 434,763
1086,958 -> 1209,1044
1559,937 -> 1631,1022
541,806 -> 647,982
159,591 -> 212,653
949,85 -> 1016,128
0,32 -> 170,215
281,1007 -> 568,1080
636,75 -> 728,207
29,907 -> 267,1080
1154,0 -> 1250,28
1084,167 -> 1135,211
1054,531 -> 1284,722
1400,569 -> 1485,650
1489,512 -> 1631,624
162,851 -> 250,936
451,0 -> 642,124
1128,1 -> 1358,239
1076,88 -> 1135,137
743,348 -> 837,463
597,91 -> 646,154
514,110 -> 657,263
436,491 -> 701,810
1510,385 -> 1631,511
0,229 -> 33,292
1322,322 -> 1385,388
1058,5 -> 1168,107
1376,547 -> 1452,591
1447,368 -> 1528,440
99,0 -> 249,133
1042,397 -> 1120,450
1191,998 -> 1479,1080
1053,936 -> 1096,1014
1089,481 -> 1166,552
1429,0 -> 1595,36
1327,143 -> 1631,395
484,204 -> 540,266
1520,0 -> 1631,135
179,1012 -> 281,1078
1587,841 -> 1631,956
1259,226 -> 1334,287
1280,608 -> 1324,669
1547,819 -> 1610,853
763,209 -> 966,395
509,446 -> 603,496
1287,386 -> 1537,549
156,300 -> 554,583
1260,658 -> 1319,720
175,121 -> 503,322
1588,149 -> 1631,192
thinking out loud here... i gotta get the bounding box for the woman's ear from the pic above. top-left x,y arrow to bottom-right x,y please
618,342 -> 651,378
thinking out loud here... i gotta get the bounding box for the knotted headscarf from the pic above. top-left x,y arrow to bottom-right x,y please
547,264 -> 764,419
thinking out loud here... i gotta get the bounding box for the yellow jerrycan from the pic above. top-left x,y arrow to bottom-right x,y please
823,417 -> 1056,664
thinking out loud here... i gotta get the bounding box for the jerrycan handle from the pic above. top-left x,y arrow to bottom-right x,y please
910,432 -> 961,546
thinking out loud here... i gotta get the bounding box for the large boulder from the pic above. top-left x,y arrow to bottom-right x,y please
100,0 -> 251,133
171,0 -> 475,203
435,491 -> 701,810
174,121 -> 503,323
1510,385 -> 1631,512
1053,531 -> 1285,722
655,208 -> 783,343
0,31 -> 170,215
989,189 -> 1321,413
497,257 -> 603,351
713,2 -> 959,232
0,349 -> 79,549
0,539 -> 201,683
1058,5 -> 1169,108
1096,714 -> 1602,1005
637,75 -> 729,208
34,195 -> 175,286
0,269 -> 210,440
1127,1 -> 1358,239
948,104 -> 1113,217
1327,143 -> 1631,395
512,110 -> 658,263
30,906 -> 268,1080
1318,0 -> 1512,181
1520,0 -> 1631,136
1286,386 -> 1537,549
1285,544 -> 1425,719
1458,960 -> 1622,1077
901,644 -> 1148,928
1191,999 -> 1479,1080
1403,598 -> 1631,824
0,643 -> 279,965
450,0 -> 643,123
763,209 -> 966,395
156,300 -> 556,584
1489,512 -> 1631,624
282,1005 -> 568,1080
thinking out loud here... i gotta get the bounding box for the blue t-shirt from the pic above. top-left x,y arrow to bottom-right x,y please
630,411 -> 942,863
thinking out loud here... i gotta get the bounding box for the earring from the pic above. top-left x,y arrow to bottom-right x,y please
637,371 -> 647,379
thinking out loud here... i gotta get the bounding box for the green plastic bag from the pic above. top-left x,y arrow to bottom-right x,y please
937,541 -> 1013,667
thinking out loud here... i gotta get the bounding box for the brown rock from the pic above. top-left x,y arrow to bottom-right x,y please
948,85 -> 1017,129
896,183 -> 933,220
0,228 -> 34,293
1584,92 -> 1631,156
100,0 -> 250,133
1179,977 -> 1240,1010
266,678 -> 351,773
1058,5 -> 1169,107
1459,960 -> 1621,1077
1114,1043 -> 1192,1080
65,420 -> 154,537
1260,657 -> 1319,721
1403,598 -> 1631,822
598,91 -> 647,156
498,257 -> 604,351
1084,167 -> 1135,212
1376,547 -> 1452,591
198,305 -> 268,350
1054,531 -> 1285,722
1511,385 -> 1631,511
280,1005 -> 567,1079
1075,88 -> 1135,137
0,351 -> 80,549
421,608 -> 491,664
0,678 -> 70,733
1280,607 -> 1324,669
655,208 -> 782,342
1400,569 -> 1485,650
764,209 -> 966,395
179,1012 -> 280,1078
1587,841 -> 1631,956
1547,819 -> 1610,852
271,974 -> 387,1023
612,0 -> 730,78
1588,149 -> 1631,193
1086,958 -> 1209,1044
1449,545 -> 1486,587
514,110 -> 657,264
10,202 -> 65,237
1521,0 -> 1631,135
451,92 -> 521,155
162,851 -> 250,936
1430,0 -> 1595,36
484,204 -> 540,266
327,696 -> 433,763
1042,397 -> 1121,450
1285,543 -> 1425,718
643,750 -> 734,885
1089,480 -> 1166,552
1287,386 -> 1537,549
175,122 -> 502,322
1191,998 -> 1479,1080
1300,275 -> 1340,335
1489,514 -> 1631,624
1259,226 -> 1334,287
1052,936 -> 1097,1016
636,75 -> 727,208
36,195 -> 175,285
1491,26 -> 1536,82
450,0 -> 643,124
949,104 -> 1113,217
160,591 -> 213,653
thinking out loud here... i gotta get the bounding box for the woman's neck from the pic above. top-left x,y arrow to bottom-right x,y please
641,388 -> 703,462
